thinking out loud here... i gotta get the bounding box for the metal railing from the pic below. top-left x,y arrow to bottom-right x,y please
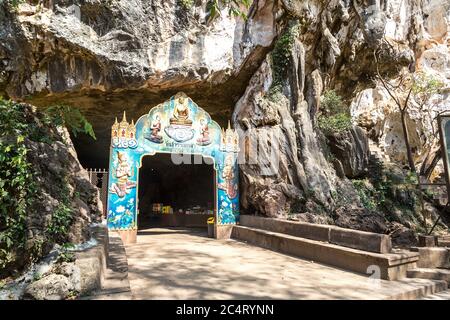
87,168 -> 109,218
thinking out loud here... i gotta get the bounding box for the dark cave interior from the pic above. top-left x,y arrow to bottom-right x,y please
137,153 -> 215,217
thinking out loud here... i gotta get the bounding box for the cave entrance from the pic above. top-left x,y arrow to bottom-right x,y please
138,153 -> 215,230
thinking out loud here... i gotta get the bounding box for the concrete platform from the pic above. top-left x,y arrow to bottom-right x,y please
232,225 -> 418,280
123,228 -> 445,300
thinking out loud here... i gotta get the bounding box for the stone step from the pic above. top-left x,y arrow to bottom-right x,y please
410,247 -> 450,268
231,225 -> 419,280
387,279 -> 448,300
420,290 -> 450,300
439,240 -> 450,248
407,268 -> 450,287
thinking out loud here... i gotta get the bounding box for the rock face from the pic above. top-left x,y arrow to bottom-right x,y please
0,0 -> 449,239
23,261 -> 82,300
326,126 -> 370,178
233,54 -> 340,217
24,274 -> 74,300
25,127 -> 101,243
350,0 -> 450,173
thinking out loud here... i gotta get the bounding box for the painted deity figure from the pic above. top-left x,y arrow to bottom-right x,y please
147,114 -> 163,143
170,96 -> 192,126
109,151 -> 136,198
218,153 -> 238,199
196,118 -> 211,146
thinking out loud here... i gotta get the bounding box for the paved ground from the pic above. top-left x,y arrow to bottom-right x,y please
124,227 -> 447,300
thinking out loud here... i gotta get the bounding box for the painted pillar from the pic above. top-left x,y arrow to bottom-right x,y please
106,113 -> 139,244
216,151 -> 239,225
216,123 -> 240,239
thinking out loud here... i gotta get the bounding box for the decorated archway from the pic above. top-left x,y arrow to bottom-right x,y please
106,93 -> 240,243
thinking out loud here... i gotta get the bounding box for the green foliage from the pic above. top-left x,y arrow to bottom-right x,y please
412,72 -> 444,99
318,113 -> 353,135
352,179 -> 378,211
0,99 -> 37,270
67,290 -> 79,300
44,105 -> 96,140
320,90 -> 347,115
179,0 -> 195,9
56,243 -> 75,264
0,98 -> 87,273
317,90 -> 352,135
352,168 -> 421,226
4,0 -> 25,9
46,203 -> 72,242
207,0 -> 251,20
46,178 -> 73,243
269,21 -> 300,97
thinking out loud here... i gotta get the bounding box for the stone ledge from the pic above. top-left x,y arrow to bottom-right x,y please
231,225 -> 418,280
329,227 -> 392,254
80,230 -> 132,300
240,215 -> 330,242
75,224 -> 108,296
239,215 -> 392,253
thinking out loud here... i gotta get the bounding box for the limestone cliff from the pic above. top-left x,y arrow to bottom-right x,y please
1,0 -> 449,243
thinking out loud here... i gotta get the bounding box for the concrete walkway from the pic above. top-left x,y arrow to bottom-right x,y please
124,228 -> 447,300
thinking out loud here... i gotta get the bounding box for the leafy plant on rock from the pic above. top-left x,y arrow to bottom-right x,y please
317,90 -> 352,135
4,0 -> 25,9
179,0 -> 195,9
44,105 -> 96,140
56,243 -> 75,264
46,176 -> 74,243
268,21 -> 300,98
0,99 -> 37,270
207,0 -> 251,20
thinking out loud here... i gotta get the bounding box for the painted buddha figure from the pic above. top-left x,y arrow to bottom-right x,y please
170,96 -> 193,126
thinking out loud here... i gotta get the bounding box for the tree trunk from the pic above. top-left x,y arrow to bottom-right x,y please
420,148 -> 441,181
400,110 -> 416,173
